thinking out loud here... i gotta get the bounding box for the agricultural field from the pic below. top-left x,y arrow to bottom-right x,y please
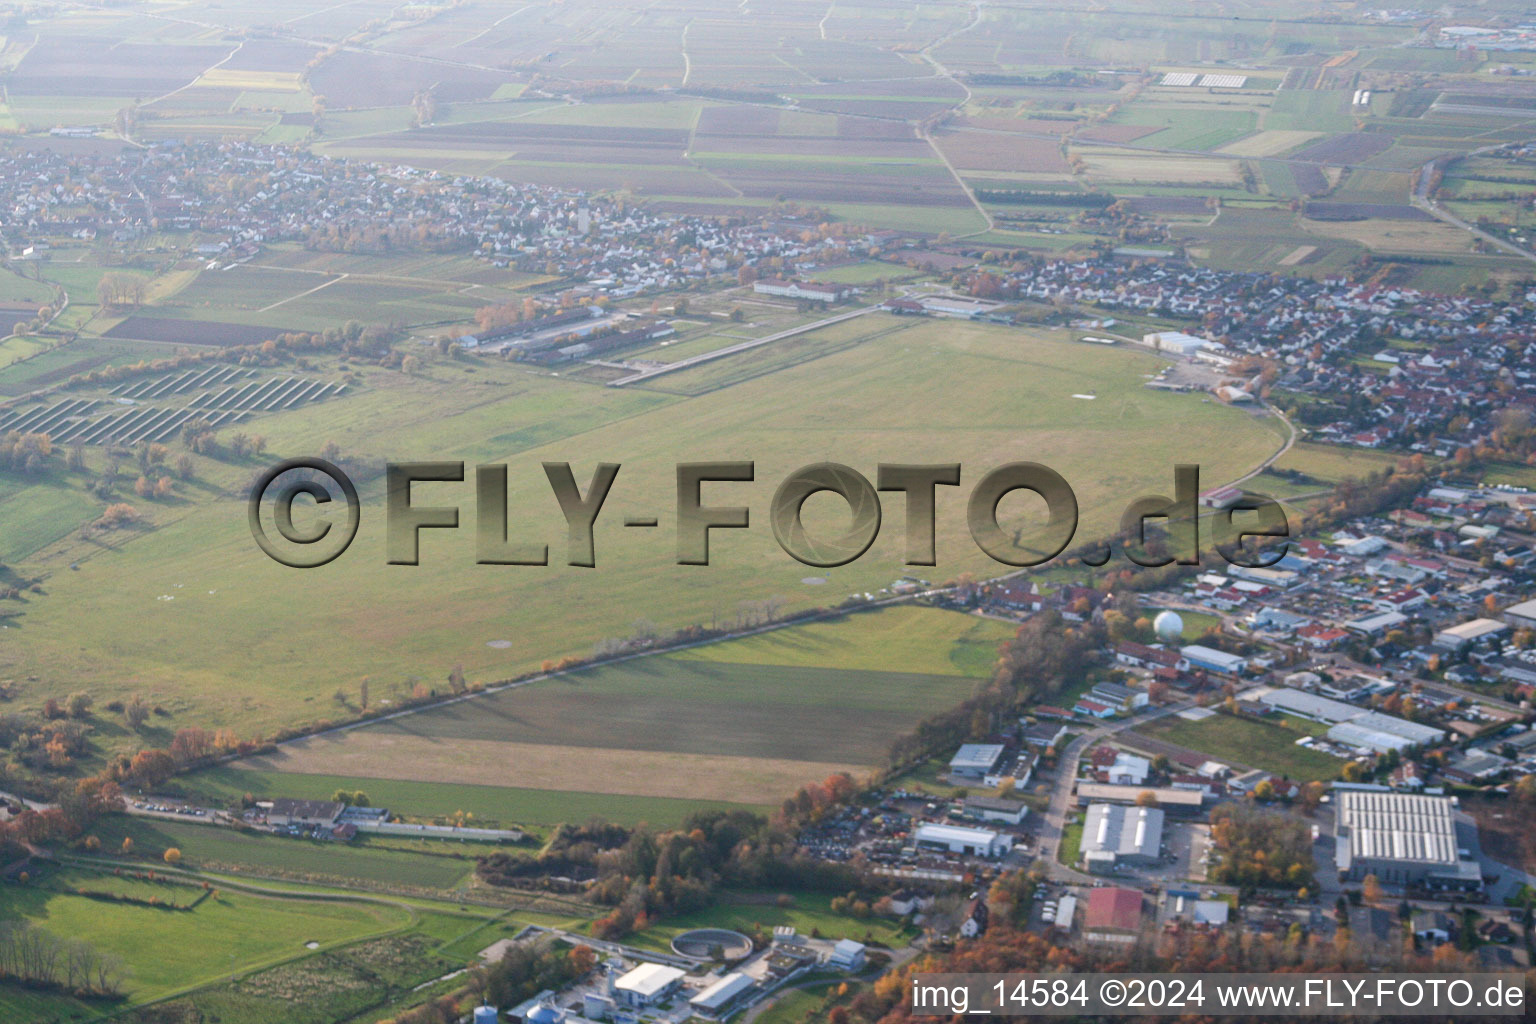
0,0 -> 1518,253
217,606 -> 1012,818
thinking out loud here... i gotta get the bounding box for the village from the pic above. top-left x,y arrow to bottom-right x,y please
4,142 -> 1536,464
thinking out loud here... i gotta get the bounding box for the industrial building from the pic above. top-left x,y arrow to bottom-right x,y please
689,972 -> 756,1016
1080,803 -> 1164,871
1433,617 -> 1511,652
1503,598 -> 1536,631
1333,790 -> 1483,892
963,795 -> 1028,825
1326,721 -> 1418,755
752,278 -> 850,303
1083,887 -> 1143,944
1143,330 -> 1220,357
1256,687 -> 1444,750
612,963 -> 686,1008
1075,782 -> 1205,811
264,798 -> 344,827
912,822 -> 1013,858
1180,644 -> 1248,676
948,743 -> 1006,780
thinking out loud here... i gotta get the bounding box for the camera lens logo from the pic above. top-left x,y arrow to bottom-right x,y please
247,458 -> 361,569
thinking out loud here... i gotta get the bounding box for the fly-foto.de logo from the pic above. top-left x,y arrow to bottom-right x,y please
248,459 -> 1289,571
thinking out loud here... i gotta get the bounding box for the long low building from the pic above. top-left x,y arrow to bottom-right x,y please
1181,644 -> 1248,675
1327,721 -> 1418,755
1333,790 -> 1482,892
1081,803 -> 1164,872
1075,782 -> 1205,811
1433,617 -> 1510,651
689,972 -> 756,1016
913,822 -> 1013,858
1256,686 -> 1444,749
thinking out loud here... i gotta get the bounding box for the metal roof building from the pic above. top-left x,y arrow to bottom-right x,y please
1180,644 -> 1247,675
1347,709 -> 1444,747
1334,791 -> 1481,891
1504,597 -> 1536,630
1257,686 -> 1355,721
614,963 -> 686,1007
1080,803 -> 1163,871
1327,720 -> 1416,754
1074,783 -> 1204,810
913,822 -> 1012,858
1433,617 -> 1510,650
1258,688 -> 1442,747
948,743 -> 1006,778
689,972 -> 755,1015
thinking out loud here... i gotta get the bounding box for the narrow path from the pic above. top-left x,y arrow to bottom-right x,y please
258,272 -> 348,312
914,2 -> 991,238
1411,154 -> 1536,268
456,2 -> 538,47
141,39 -> 244,110
1227,401 -> 1296,488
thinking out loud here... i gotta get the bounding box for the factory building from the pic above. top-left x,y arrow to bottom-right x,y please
1433,617 -> 1511,652
1083,887 -> 1144,944
1080,803 -> 1164,872
1333,790 -> 1483,892
913,822 -> 1013,858
1503,598 -> 1536,631
963,795 -> 1028,825
689,972 -> 756,1017
948,743 -> 1006,780
612,963 -> 686,1008
1143,331 -> 1220,357
1180,644 -> 1248,676
1257,687 -> 1444,750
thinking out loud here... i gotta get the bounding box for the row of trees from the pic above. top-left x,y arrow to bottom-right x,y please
0,919 -> 125,998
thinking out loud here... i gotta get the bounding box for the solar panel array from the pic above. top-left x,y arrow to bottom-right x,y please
0,370 -> 346,446
1160,72 -> 1247,88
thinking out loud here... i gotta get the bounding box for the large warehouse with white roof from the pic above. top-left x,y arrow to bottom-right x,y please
1333,790 -> 1482,892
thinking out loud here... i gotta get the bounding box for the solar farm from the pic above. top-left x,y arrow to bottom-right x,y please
1159,72 -> 1249,88
0,366 -> 345,446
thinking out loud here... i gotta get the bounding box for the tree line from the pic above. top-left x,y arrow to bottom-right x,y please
477,807 -> 865,942
0,919 -> 125,999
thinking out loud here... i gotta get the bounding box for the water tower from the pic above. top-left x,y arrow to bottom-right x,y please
1153,610 -> 1184,641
